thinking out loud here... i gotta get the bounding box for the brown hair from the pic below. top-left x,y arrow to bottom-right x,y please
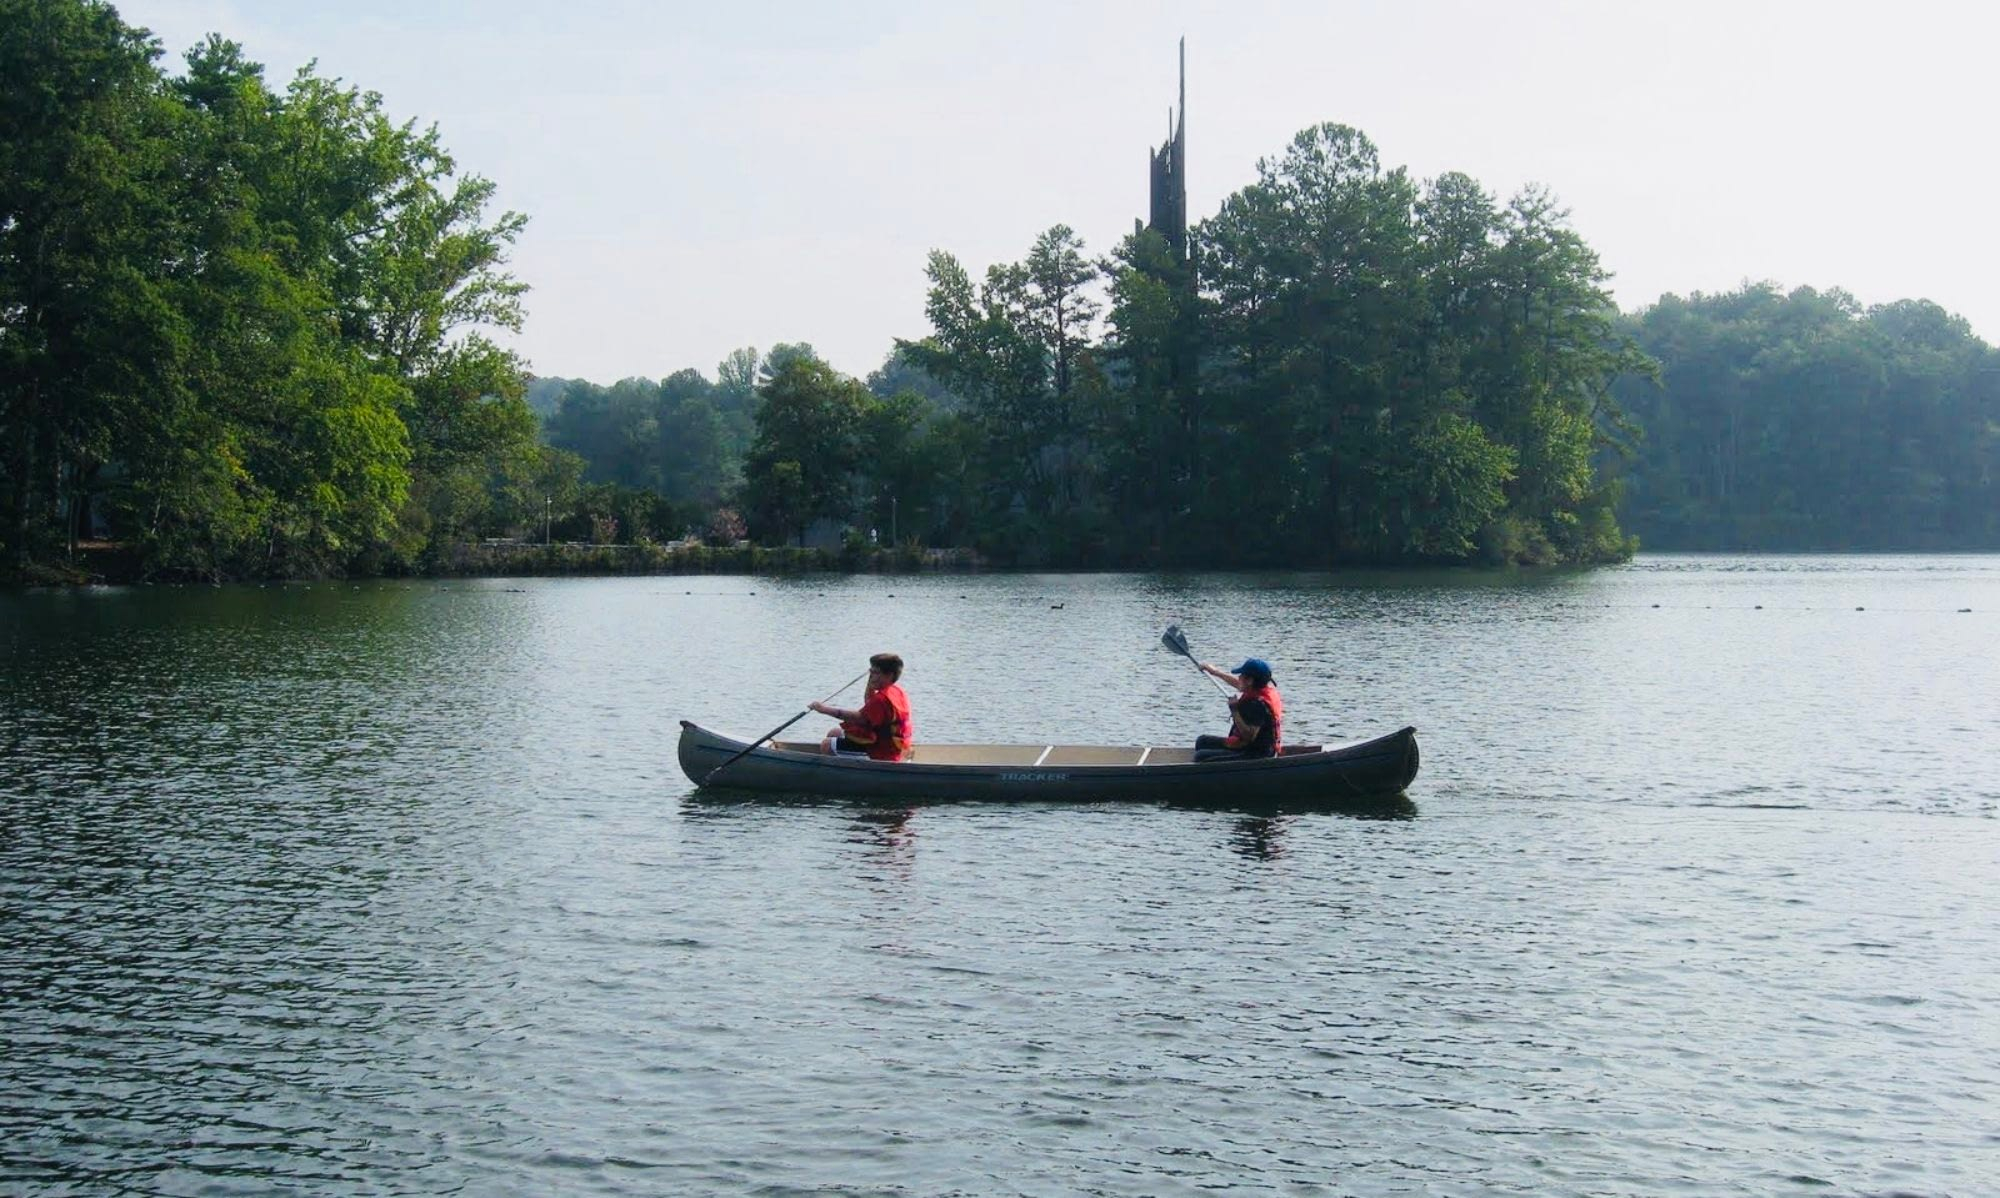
868,652 -> 904,682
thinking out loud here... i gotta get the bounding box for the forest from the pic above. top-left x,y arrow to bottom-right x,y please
526,130 -> 1652,570
7,1 -> 1997,583
2,0 -> 558,581
1614,285 -> 2000,550
523,161 -> 2000,565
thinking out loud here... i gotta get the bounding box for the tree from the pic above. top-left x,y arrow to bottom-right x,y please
866,347 -> 961,411
758,341 -> 821,383
3,8 -> 537,579
1100,225 -> 1197,557
856,388 -> 937,545
741,357 -> 868,545
0,0 -> 179,569
714,345 -> 760,456
899,227 -> 1105,547
1197,123 -> 1427,560
659,394 -> 731,505
1193,123 -> 1641,564
543,377 -> 661,490
396,335 -> 538,555
997,225 -> 1099,406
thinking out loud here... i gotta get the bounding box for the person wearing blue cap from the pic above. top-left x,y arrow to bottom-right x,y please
1193,657 -> 1284,762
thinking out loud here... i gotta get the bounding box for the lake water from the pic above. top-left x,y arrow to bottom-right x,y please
3,556 -> 1997,1196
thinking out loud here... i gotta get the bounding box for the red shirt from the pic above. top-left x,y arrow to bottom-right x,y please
844,683 -> 913,761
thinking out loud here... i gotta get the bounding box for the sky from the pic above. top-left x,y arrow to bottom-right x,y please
119,0 -> 2000,384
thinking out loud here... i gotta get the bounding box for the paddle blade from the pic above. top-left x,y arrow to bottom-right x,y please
1162,624 -> 1192,658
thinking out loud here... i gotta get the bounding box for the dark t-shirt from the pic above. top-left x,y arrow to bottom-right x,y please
1234,694 -> 1277,756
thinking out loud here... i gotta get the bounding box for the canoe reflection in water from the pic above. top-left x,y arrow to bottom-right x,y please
1233,815 -> 1289,861
684,788 -> 1416,867
849,807 -> 917,851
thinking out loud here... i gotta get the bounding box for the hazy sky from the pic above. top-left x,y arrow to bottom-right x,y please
122,0 -> 1998,383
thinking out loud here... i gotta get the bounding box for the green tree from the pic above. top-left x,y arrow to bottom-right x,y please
1197,123 -> 1428,561
0,0 -> 180,570
544,377 -> 661,490
899,227 -> 1106,554
657,367 -> 732,504
395,335 -> 538,557
741,357 -> 868,545
758,341 -> 821,383
1100,225 -> 1198,558
855,388 -> 938,545
866,347 -> 961,411
3,8 -> 535,579
1194,124 -> 1641,564
714,345 -> 760,456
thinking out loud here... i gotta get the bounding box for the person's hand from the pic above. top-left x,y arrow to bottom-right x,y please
808,701 -> 829,715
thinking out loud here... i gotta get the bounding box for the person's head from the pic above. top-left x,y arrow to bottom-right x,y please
868,652 -> 904,684
1233,657 -> 1273,685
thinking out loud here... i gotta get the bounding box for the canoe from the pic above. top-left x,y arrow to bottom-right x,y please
677,719 -> 1419,802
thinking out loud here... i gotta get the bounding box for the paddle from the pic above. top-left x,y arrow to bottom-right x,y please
1162,624 -> 1235,698
702,670 -> 869,785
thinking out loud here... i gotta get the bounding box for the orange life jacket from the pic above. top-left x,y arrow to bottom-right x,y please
1226,683 -> 1283,755
843,683 -> 913,761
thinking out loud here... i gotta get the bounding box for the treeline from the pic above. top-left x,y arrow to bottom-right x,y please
540,125 -> 1647,567
532,344 -> 958,552
546,149 -> 2000,564
0,4 -> 1657,578
18,3 -> 1991,583
707,125 -> 1648,567
530,343 -> 821,542
1613,284 -> 2000,550
1,0 -> 566,581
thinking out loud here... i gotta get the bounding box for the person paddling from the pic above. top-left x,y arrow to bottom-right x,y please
810,653 -> 915,761
1193,657 -> 1282,762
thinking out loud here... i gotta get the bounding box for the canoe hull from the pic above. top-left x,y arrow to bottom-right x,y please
677,720 -> 1419,803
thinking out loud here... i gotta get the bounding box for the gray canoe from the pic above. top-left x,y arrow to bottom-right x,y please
677,719 -> 1419,802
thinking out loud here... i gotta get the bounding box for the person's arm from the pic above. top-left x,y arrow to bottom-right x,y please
1199,662 -> 1247,691
810,699 -> 864,723
817,692 -> 889,730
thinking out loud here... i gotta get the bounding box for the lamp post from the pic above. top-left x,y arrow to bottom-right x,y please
890,495 -> 898,545
544,496 -> 551,545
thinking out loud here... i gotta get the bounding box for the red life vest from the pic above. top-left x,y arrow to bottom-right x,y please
1226,683 -> 1283,755
843,683 -> 913,761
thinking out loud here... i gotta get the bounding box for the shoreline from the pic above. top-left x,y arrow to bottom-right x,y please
7,541 -> 991,588
30,543 -> 2000,589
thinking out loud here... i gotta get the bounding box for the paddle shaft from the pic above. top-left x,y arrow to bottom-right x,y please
1186,654 -> 1235,697
703,670 -> 869,784
1164,627 -> 1236,698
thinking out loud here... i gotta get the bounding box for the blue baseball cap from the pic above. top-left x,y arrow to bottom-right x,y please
1233,658 -> 1272,681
